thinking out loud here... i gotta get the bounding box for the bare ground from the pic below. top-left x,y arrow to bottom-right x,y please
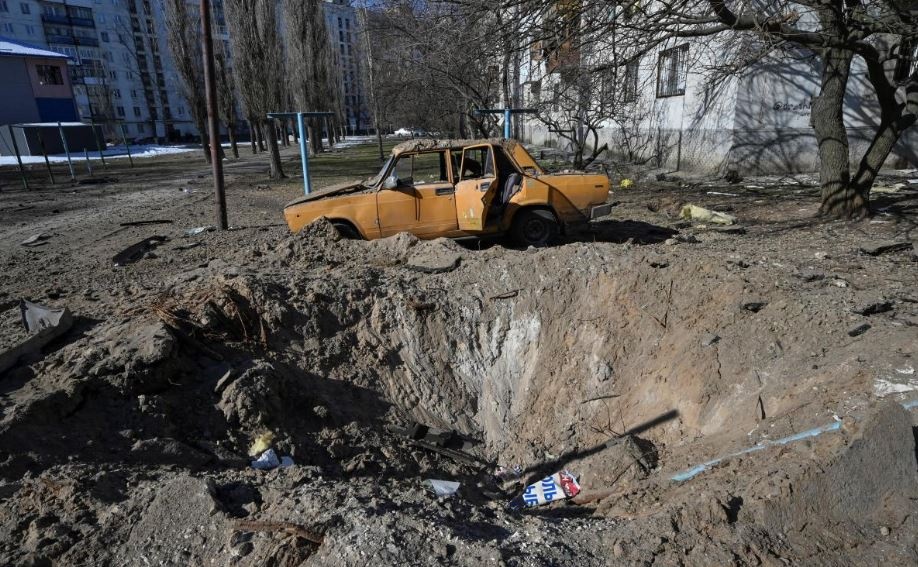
0,142 -> 916,566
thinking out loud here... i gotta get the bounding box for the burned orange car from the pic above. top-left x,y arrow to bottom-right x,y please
283,139 -> 611,246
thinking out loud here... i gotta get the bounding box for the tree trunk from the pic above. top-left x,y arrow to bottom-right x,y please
248,119 -> 257,154
313,118 -> 324,153
228,125 -> 239,159
306,124 -> 316,157
257,125 -> 265,152
262,121 -> 285,179
811,47 -> 864,218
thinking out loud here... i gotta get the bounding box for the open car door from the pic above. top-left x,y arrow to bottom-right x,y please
454,144 -> 499,231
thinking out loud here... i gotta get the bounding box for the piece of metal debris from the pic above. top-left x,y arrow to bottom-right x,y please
112,236 -> 168,266
0,300 -> 73,374
21,234 -> 50,247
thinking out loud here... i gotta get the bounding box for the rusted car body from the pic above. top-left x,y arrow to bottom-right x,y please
283,138 -> 611,246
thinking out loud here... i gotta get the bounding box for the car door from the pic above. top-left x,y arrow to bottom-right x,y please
411,150 -> 458,237
454,145 -> 499,231
376,153 -> 418,237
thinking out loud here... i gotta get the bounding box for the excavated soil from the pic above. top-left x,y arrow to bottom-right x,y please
0,145 -> 917,566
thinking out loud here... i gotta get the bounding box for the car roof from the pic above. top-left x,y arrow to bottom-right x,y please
393,138 -> 513,156
391,138 -> 545,174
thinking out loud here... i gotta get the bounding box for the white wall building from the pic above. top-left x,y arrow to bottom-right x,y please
518,10 -> 918,175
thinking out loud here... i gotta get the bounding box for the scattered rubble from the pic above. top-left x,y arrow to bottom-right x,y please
0,148 -> 916,566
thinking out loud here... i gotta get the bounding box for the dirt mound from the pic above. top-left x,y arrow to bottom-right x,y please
0,218 -> 916,565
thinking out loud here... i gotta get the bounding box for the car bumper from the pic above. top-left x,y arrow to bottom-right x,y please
590,203 -> 612,219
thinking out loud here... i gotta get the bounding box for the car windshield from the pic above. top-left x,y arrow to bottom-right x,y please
365,155 -> 393,187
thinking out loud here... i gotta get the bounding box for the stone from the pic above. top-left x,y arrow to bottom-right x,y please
858,241 -> 913,256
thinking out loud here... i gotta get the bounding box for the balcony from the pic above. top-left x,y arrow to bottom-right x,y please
73,36 -> 100,47
41,14 -> 95,28
41,14 -> 69,25
45,34 -> 76,45
69,17 -> 95,28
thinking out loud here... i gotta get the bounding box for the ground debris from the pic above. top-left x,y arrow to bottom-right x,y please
233,519 -> 324,545
858,240 -> 913,256
113,235 -> 168,266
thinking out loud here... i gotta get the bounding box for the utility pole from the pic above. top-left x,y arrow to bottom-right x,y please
201,0 -> 227,229
474,108 -> 538,139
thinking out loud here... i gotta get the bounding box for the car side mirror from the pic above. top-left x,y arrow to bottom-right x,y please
383,175 -> 398,189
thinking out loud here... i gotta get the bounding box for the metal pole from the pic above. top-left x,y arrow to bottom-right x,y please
7,125 -> 29,190
504,108 -> 511,139
35,128 -> 54,184
297,113 -> 311,195
90,120 -> 106,169
119,123 -> 134,167
58,122 -> 75,181
83,147 -> 92,175
201,0 -> 227,229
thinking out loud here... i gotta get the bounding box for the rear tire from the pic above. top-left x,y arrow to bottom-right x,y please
511,209 -> 559,247
331,221 -> 362,240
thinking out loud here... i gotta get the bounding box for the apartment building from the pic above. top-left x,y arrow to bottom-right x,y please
518,8 -> 918,174
323,0 -> 369,134
0,0 -> 369,140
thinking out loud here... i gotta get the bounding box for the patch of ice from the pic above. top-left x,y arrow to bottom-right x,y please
0,144 -> 196,166
874,378 -> 918,397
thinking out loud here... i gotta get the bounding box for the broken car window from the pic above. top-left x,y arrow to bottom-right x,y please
460,146 -> 494,181
391,152 -> 450,187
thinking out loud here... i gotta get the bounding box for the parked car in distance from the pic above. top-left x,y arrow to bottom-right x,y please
283,138 -> 612,247
393,127 -> 412,136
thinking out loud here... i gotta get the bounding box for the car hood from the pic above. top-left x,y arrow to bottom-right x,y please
284,180 -> 371,208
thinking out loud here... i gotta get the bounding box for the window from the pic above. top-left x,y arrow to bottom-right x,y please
622,59 -> 640,103
0,2 -> 8,13
112,88 -> 121,98
528,81 -> 541,105
460,146 -> 494,180
20,2 -> 29,14
97,13 -> 105,23
136,123 -> 144,133
392,152 -> 450,186
116,105 -> 124,117
657,44 -> 688,98
101,31 -> 109,42
133,106 -> 141,117
109,70 -> 117,79
130,89 -> 137,98
0,23 -> 12,33
25,24 -> 35,35
36,65 -> 65,85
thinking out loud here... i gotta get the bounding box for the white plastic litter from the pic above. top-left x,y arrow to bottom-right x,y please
425,479 -> 460,497
251,449 -> 279,469
185,226 -> 214,236
250,449 -> 294,470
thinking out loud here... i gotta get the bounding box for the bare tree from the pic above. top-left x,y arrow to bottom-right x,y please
509,0 -> 918,218
284,0 -> 338,155
364,1 -> 506,138
215,43 -> 240,159
164,0 -> 211,162
225,0 -> 286,178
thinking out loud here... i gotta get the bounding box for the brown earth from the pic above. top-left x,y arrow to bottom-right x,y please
0,143 -> 916,566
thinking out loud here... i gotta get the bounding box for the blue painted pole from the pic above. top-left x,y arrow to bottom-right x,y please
297,112 -> 311,195
504,108 -> 511,139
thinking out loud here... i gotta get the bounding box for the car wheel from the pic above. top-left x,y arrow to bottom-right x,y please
332,221 -> 361,240
511,209 -> 559,247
